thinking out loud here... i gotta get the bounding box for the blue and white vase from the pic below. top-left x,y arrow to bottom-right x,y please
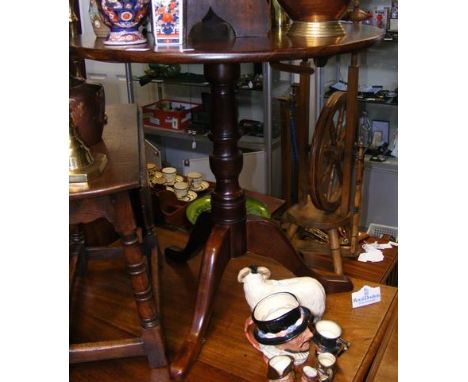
97,0 -> 150,45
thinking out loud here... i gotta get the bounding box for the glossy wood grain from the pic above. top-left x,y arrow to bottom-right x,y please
70,25 -> 385,378
366,300 -> 398,381
301,238 -> 398,285
70,226 -> 397,382
70,24 -> 383,65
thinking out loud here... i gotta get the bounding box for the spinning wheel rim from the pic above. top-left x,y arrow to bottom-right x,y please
309,91 -> 347,212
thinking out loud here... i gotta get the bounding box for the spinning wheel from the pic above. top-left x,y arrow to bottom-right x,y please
283,84 -> 362,276
309,91 -> 347,213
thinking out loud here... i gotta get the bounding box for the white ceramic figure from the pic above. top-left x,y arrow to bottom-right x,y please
238,265 -> 326,322
244,292 -> 314,366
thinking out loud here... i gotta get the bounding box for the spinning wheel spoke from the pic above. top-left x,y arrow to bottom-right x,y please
334,161 -> 343,184
326,165 -> 337,201
309,91 -> 348,212
325,162 -> 342,203
336,106 -> 346,131
329,121 -> 337,145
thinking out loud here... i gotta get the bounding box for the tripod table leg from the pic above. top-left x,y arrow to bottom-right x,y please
165,212 -> 213,263
170,224 -> 231,380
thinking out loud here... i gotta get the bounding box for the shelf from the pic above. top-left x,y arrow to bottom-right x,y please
364,155 -> 398,172
133,76 -> 264,92
357,98 -> 397,106
133,75 -> 209,88
324,92 -> 397,107
143,122 -> 280,152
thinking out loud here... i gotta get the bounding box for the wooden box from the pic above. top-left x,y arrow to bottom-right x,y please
184,0 -> 271,39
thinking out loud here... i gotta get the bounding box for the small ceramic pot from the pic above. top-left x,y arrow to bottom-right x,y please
317,352 -> 336,381
267,355 -> 295,382
174,181 -> 188,199
301,366 -> 319,382
187,171 -> 203,190
313,320 -> 349,356
97,0 -> 150,45
161,167 -> 177,184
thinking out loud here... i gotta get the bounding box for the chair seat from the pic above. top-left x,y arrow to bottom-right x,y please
283,197 -> 351,231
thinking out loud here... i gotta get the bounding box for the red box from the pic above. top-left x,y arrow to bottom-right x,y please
142,99 -> 201,131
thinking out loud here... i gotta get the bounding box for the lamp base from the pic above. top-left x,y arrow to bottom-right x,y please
288,20 -> 345,38
69,153 -> 108,183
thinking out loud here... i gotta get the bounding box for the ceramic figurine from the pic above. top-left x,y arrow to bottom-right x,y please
267,355 -> 295,382
97,0 -> 150,45
244,292 -> 315,366
89,0 -> 111,38
301,366 -> 320,382
238,265 -> 326,322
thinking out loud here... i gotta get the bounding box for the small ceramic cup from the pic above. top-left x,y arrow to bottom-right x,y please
316,352 -> 336,381
162,167 -> 177,184
147,162 -> 157,175
313,320 -> 349,356
267,355 -> 295,382
187,171 -> 203,190
173,181 -> 188,199
301,366 -> 319,382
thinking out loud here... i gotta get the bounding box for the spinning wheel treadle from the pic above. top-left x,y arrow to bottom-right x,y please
309,91 -> 347,212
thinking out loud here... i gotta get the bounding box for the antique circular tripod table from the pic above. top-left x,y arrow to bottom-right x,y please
70,23 -> 383,380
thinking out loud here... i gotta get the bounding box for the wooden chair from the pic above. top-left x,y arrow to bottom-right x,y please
69,105 -> 167,369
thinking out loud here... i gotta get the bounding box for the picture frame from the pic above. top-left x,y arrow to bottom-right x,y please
371,120 -> 390,145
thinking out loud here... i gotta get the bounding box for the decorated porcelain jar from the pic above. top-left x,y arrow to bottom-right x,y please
97,0 -> 150,45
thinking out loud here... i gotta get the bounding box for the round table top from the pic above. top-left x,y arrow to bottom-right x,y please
70,24 -> 383,65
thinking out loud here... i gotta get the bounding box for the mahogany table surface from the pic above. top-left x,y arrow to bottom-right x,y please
367,305 -> 398,381
70,226 -> 398,382
69,104 -> 143,201
305,239 -> 398,285
70,24 -> 383,65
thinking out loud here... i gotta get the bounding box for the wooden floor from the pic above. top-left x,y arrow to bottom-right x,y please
70,225 -> 397,381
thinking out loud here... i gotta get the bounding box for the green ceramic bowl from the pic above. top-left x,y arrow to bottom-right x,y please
186,193 -> 271,225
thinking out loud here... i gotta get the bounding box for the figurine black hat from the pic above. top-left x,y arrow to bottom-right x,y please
252,292 -> 313,346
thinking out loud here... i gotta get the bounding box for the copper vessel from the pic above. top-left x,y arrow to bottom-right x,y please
276,0 -> 351,37
69,75 -> 106,147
